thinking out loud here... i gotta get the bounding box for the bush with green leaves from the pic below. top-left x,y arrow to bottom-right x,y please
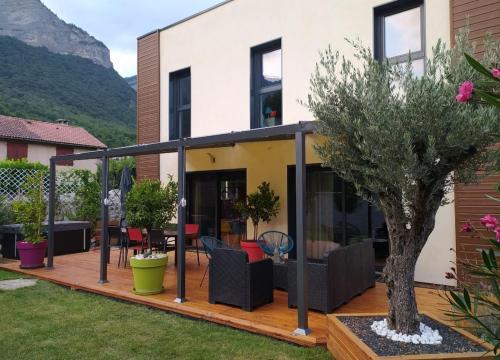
72,170 -> 100,232
97,157 -> 136,189
235,182 -> 280,241
306,29 -> 499,334
0,196 -> 12,225
12,171 -> 47,244
125,177 -> 177,235
0,159 -> 48,170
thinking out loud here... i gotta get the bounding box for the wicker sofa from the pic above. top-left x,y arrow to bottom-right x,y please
209,247 -> 274,311
287,239 -> 375,313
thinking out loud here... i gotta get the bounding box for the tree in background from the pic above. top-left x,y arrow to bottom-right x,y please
306,30 -> 499,334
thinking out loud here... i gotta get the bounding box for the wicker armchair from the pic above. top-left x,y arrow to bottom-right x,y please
209,247 -> 274,311
288,239 -> 375,313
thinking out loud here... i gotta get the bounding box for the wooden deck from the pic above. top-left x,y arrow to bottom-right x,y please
0,249 -> 448,347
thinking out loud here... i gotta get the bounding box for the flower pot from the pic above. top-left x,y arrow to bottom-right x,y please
16,241 -> 47,269
130,256 -> 168,295
240,240 -> 264,262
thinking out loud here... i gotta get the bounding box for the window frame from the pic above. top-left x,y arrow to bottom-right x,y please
169,67 -> 191,140
6,142 -> 28,160
250,39 -> 282,129
374,0 -> 425,66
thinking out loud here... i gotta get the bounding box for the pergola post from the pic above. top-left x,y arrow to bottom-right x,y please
294,130 -> 310,335
175,144 -> 187,303
47,159 -> 56,269
98,152 -> 109,284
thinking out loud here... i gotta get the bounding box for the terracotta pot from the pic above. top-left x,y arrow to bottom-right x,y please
16,241 -> 47,269
240,240 -> 264,262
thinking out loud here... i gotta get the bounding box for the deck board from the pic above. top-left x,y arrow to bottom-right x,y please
0,249 -> 448,347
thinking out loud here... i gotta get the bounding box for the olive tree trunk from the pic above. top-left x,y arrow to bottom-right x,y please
380,191 -> 440,334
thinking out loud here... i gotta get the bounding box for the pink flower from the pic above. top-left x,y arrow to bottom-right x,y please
455,80 -> 474,102
480,214 -> 498,230
491,68 -> 500,78
461,222 -> 473,232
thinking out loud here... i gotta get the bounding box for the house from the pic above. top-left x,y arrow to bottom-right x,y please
135,0 -> 499,287
0,114 -> 106,170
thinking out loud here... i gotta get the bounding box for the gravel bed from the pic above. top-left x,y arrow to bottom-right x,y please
338,315 -> 487,356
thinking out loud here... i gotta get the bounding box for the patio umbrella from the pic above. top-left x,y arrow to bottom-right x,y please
119,165 -> 133,228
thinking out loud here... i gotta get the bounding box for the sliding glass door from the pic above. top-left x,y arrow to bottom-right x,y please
288,165 -> 388,262
187,170 -> 246,248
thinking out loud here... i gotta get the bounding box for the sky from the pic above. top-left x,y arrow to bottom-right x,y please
42,0 -> 223,77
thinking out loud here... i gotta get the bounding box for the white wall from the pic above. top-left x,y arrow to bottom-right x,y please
0,141 -> 99,172
157,0 -> 455,285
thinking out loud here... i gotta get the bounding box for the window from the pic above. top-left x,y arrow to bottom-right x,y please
251,39 -> 282,129
169,68 -> 191,140
56,146 -> 74,166
6,142 -> 28,160
374,0 -> 425,76
288,166 -> 388,260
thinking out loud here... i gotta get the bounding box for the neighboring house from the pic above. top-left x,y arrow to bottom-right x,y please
136,0 -> 500,286
0,114 -> 106,171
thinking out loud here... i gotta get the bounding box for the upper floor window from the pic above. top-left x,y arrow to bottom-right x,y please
6,142 -> 28,160
374,0 -> 425,76
169,68 -> 191,140
251,39 -> 282,129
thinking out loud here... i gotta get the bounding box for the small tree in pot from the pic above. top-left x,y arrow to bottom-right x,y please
12,171 -> 48,268
125,177 -> 177,295
306,31 -> 499,335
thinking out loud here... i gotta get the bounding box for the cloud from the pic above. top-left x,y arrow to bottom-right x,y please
110,49 -> 137,78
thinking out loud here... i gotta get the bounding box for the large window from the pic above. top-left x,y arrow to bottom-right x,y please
169,68 -> 191,140
288,166 -> 388,260
251,39 -> 282,129
374,0 -> 425,76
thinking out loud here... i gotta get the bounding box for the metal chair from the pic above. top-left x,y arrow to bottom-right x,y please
199,236 -> 230,287
257,231 -> 294,260
118,227 -> 146,268
149,229 -> 175,254
185,223 -> 201,265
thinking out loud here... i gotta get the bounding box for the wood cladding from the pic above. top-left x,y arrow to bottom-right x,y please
136,31 -> 160,180
450,0 -> 500,284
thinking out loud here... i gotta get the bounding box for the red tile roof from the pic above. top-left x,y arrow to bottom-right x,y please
0,115 -> 106,149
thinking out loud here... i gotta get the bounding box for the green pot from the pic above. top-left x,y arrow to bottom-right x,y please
130,256 -> 168,295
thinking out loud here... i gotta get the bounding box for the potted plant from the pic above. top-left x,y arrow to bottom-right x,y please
235,181 -> 280,262
12,171 -> 48,269
125,177 -> 177,295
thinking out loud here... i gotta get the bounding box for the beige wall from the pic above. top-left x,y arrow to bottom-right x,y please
0,141 -> 99,172
157,0 -> 454,285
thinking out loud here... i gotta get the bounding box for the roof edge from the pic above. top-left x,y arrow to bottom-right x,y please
0,135 -> 107,150
137,0 -> 234,40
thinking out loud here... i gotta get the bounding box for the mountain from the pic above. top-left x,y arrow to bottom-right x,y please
0,36 -> 136,147
125,75 -> 137,91
0,0 -> 112,68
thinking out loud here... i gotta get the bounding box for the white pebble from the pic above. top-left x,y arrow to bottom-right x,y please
371,319 -> 442,345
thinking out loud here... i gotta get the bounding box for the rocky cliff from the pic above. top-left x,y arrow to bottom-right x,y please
0,0 -> 113,68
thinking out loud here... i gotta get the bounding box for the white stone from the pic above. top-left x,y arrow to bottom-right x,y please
0,278 -> 37,290
371,319 -> 442,345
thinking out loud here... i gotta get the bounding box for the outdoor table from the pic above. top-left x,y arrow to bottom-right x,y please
273,260 -> 288,291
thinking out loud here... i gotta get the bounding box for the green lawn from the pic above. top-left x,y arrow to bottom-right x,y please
0,270 -> 331,360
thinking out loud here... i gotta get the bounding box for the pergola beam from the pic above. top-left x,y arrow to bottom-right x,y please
175,144 -> 187,303
98,152 -> 109,284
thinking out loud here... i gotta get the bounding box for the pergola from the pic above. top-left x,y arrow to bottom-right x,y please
46,121 -> 315,335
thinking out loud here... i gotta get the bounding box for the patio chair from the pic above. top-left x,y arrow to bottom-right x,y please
149,229 -> 176,254
209,247 -> 273,311
199,236 -> 230,287
257,231 -> 294,260
185,224 -> 201,266
287,239 -> 375,313
118,227 -> 146,268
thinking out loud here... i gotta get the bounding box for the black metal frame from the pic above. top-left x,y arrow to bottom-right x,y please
46,121 -> 314,334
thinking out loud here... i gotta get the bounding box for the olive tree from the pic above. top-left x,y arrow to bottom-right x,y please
306,31 -> 499,334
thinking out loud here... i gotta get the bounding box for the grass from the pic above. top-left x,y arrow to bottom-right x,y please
0,270 -> 331,360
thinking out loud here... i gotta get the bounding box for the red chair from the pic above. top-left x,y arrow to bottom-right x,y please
185,224 -> 200,266
118,227 -> 146,267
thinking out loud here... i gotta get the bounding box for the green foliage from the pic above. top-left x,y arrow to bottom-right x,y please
125,177 -> 178,232
444,229 -> 499,354
0,158 -> 48,170
235,182 -> 280,240
12,171 -> 47,244
0,196 -> 12,225
0,36 -> 136,147
60,170 -> 101,231
97,157 -> 136,189
463,53 -> 500,108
